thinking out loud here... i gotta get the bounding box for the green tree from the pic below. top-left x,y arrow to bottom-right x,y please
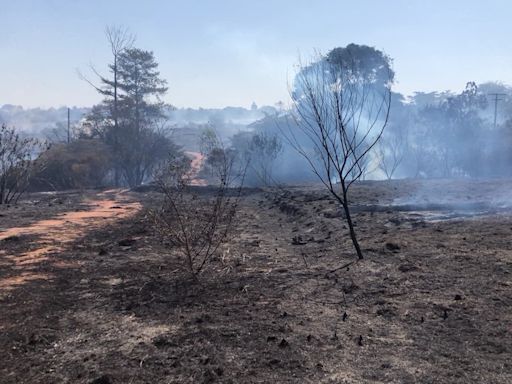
80,26 -> 134,185
114,48 -> 170,186
85,42 -> 175,187
326,44 -> 394,91
116,48 -> 168,132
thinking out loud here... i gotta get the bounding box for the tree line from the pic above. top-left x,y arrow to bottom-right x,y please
3,33 -> 512,204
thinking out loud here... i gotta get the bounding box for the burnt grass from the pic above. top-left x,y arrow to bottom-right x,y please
1,180 -> 511,383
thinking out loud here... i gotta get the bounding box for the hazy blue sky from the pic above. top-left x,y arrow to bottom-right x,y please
1,0 -> 511,108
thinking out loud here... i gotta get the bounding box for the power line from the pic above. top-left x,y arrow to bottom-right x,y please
488,93 -> 506,129
67,107 -> 71,143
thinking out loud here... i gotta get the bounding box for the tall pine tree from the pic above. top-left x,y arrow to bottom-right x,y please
85,42 -> 178,187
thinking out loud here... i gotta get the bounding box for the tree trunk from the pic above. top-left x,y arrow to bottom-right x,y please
113,56 -> 119,187
0,176 -> 6,205
341,182 -> 364,260
342,201 -> 363,260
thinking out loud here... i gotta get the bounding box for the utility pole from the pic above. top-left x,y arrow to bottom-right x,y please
67,107 -> 71,143
488,93 -> 506,129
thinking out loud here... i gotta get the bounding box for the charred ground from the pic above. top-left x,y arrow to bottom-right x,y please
0,179 -> 511,383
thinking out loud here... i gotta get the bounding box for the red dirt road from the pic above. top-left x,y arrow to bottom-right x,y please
0,190 -> 141,291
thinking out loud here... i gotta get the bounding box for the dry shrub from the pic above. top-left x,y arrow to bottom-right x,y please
152,131 -> 245,278
0,124 -> 45,204
30,139 -> 111,191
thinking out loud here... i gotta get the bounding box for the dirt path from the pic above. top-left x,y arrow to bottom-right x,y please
184,151 -> 207,186
0,190 -> 141,291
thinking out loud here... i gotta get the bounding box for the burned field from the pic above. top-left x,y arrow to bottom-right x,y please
0,179 -> 511,383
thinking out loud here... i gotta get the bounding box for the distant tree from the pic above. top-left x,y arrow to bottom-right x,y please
115,48 -> 168,128
0,124 -> 45,204
490,119 -> 512,176
114,48 -> 170,186
284,46 -> 392,260
230,131 -> 283,186
414,82 -> 487,177
84,35 -> 175,187
200,128 -> 238,184
377,124 -> 407,180
326,43 -> 394,91
476,82 -> 512,124
80,26 -> 134,185
43,121 -> 80,144
81,104 -> 111,140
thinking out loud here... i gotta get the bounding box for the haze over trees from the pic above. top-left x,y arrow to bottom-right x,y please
3,38 -> 512,264
3,37 -> 512,194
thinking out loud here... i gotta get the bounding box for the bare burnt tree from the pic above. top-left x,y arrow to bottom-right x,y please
152,130 -> 245,278
285,53 -> 392,260
377,124 -> 407,180
104,26 -> 135,134
103,27 -> 135,185
230,130 -> 283,186
79,26 -> 134,126
0,124 -> 45,204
